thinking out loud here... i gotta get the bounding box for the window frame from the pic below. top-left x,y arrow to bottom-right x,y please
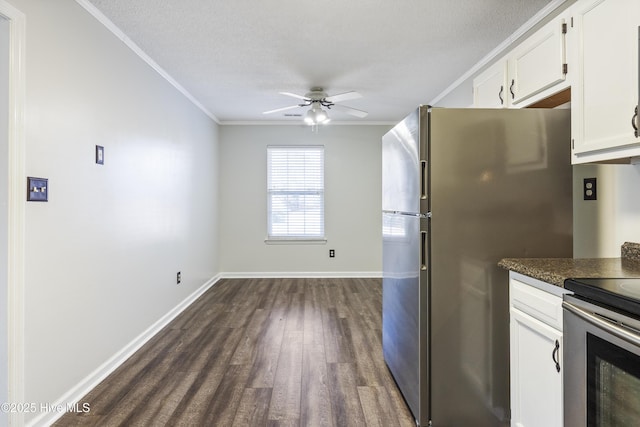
265,145 -> 326,244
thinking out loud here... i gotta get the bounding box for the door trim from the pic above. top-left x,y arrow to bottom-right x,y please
0,1 -> 25,426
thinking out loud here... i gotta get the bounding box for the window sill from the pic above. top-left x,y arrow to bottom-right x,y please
264,238 -> 327,245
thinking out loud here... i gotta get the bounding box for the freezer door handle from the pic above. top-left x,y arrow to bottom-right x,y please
420,231 -> 428,271
420,161 -> 427,200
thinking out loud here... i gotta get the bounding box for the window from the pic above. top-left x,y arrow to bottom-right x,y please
267,146 -> 325,240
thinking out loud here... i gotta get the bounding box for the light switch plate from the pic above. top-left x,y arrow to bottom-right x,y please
27,177 -> 48,202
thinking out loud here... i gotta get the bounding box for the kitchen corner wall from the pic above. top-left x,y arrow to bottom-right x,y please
10,0 -> 219,422
573,164 -> 640,257
219,124 -> 389,276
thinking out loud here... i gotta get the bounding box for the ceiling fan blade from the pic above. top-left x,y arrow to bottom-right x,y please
333,104 -> 368,118
279,91 -> 309,101
325,91 -> 362,103
263,105 -> 301,115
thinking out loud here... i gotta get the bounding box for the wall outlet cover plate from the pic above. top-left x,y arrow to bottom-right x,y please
583,177 -> 597,200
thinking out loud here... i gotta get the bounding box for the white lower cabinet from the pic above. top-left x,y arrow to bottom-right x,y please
509,273 -> 568,427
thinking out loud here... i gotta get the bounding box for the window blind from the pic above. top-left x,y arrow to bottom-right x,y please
267,146 -> 325,239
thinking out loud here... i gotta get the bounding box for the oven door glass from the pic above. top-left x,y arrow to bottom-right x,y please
588,333 -> 640,426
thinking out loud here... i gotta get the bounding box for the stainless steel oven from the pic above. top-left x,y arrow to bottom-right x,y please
563,278 -> 640,427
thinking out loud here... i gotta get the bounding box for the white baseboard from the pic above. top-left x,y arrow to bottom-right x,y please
220,271 -> 382,279
30,275 -> 221,427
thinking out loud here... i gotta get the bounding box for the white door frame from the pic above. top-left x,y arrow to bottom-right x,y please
0,1 -> 25,426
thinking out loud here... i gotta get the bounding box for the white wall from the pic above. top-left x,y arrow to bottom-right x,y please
7,0 -> 220,422
219,124 -> 390,276
0,14 -> 9,425
573,164 -> 640,257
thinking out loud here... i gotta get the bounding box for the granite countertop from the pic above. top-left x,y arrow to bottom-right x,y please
498,242 -> 640,287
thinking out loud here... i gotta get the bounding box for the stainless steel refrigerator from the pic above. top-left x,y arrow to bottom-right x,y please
382,106 -> 573,426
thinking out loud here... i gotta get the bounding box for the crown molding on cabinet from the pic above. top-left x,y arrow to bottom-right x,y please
430,0 -> 571,106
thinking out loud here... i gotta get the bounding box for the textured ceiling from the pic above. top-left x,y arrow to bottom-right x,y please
85,0 -> 559,124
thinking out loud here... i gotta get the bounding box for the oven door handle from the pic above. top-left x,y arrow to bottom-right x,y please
563,301 -> 640,347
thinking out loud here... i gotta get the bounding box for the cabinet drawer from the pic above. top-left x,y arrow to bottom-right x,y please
510,278 -> 564,330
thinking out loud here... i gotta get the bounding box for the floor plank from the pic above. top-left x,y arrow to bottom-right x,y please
268,330 -> 303,424
54,278 -> 415,427
327,362 -> 367,427
232,387 -> 272,426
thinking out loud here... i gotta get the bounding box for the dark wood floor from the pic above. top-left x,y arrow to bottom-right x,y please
55,278 -> 415,426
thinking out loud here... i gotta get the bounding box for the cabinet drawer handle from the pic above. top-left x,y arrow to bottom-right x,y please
633,106 -> 638,138
498,86 -> 504,105
510,79 -> 515,99
552,339 -> 560,373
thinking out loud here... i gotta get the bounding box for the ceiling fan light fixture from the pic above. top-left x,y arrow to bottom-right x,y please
315,109 -> 328,123
304,109 -> 316,125
304,103 -> 330,126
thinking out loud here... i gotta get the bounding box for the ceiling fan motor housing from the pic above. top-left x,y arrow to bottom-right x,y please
303,88 -> 333,108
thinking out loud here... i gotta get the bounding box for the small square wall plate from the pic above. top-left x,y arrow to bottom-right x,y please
96,145 -> 104,165
27,177 -> 48,202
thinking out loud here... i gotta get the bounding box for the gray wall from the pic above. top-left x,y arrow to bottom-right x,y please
219,124 -> 391,275
572,164 -> 640,257
8,0 -> 220,421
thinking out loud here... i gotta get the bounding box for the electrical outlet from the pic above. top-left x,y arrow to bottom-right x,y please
583,177 -> 597,200
177,271 -> 181,284
329,249 -> 335,258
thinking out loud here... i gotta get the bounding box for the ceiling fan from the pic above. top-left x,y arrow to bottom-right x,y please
263,87 -> 368,125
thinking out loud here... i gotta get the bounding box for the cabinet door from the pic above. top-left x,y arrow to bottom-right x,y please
473,60 -> 507,108
509,18 -> 567,106
510,308 -> 563,427
572,0 -> 640,161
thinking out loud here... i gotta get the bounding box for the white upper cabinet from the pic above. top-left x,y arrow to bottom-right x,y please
473,60 -> 508,108
508,18 -> 568,106
571,0 -> 640,163
473,16 -> 568,108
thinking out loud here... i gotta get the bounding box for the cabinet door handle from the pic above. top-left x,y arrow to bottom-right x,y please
510,79 -> 515,99
498,86 -> 504,105
633,106 -> 638,138
552,339 -> 561,373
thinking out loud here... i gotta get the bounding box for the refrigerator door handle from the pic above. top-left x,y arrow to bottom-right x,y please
420,231 -> 428,271
420,161 -> 427,200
